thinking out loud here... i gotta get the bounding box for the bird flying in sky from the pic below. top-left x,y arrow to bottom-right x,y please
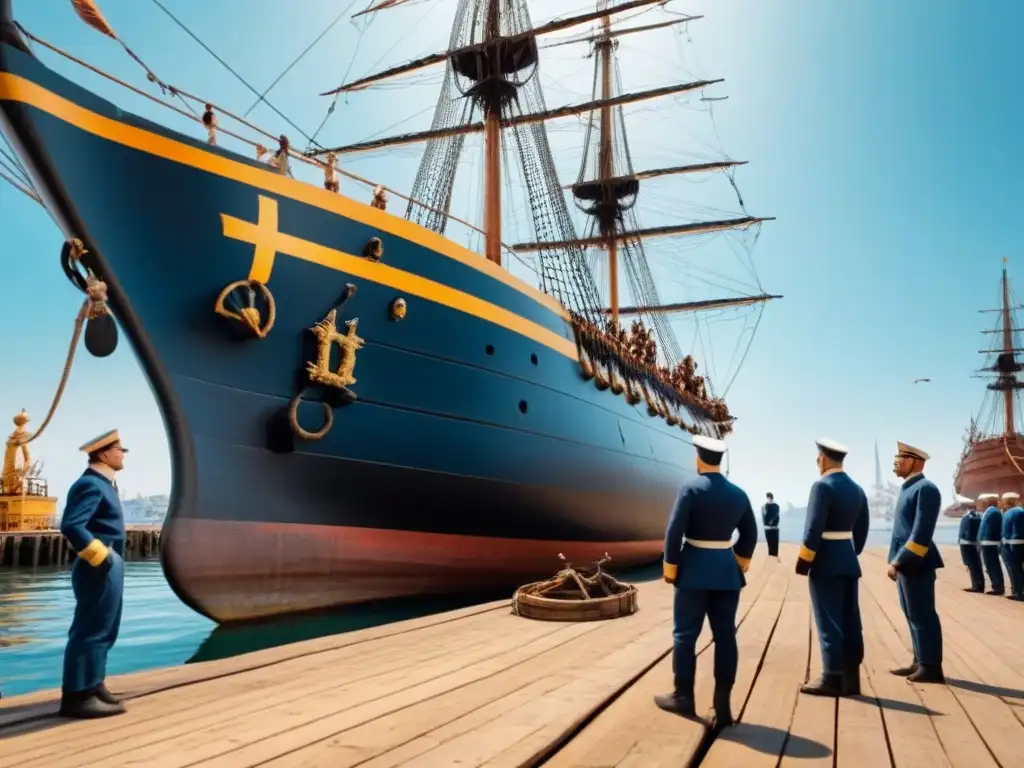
912,378 -> 931,384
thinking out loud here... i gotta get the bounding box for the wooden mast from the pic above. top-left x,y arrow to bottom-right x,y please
483,0 -> 502,266
598,3 -> 617,325
1002,256 -> 1015,436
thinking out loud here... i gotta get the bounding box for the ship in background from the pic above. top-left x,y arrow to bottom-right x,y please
953,258 -> 1024,503
0,0 -> 777,622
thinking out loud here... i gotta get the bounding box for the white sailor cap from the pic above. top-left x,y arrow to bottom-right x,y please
896,441 -> 929,461
1002,492 -> 1020,501
815,438 -> 849,457
693,434 -> 728,456
978,493 -> 1000,501
79,429 -> 128,454
954,493 -> 973,504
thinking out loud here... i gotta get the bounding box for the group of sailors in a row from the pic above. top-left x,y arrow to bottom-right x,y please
956,492 -> 1024,599
654,436 -> 947,727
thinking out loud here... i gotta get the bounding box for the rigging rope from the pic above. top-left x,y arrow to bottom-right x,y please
13,25 -> 511,259
146,0 -> 312,143
242,1 -> 359,120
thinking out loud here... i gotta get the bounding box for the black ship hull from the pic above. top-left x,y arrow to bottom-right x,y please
0,39 -> 700,622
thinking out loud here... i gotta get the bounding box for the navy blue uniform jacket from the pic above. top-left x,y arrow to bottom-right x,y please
663,472 -> 758,591
797,470 -> 870,578
888,474 -> 943,571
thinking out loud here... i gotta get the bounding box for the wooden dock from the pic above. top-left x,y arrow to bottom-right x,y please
0,543 -> 1021,767
0,525 -> 161,569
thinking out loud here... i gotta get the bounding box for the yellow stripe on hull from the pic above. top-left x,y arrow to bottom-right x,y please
0,73 -> 579,360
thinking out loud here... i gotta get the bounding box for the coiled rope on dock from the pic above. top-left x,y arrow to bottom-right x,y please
511,555 -> 639,622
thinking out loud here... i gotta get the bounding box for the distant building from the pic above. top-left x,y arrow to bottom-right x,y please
866,439 -> 900,524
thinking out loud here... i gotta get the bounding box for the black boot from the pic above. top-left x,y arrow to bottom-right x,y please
890,662 -> 918,677
654,679 -> 696,718
986,589 -> 1005,596
58,690 -> 126,719
962,587 -> 982,593
800,672 -> 844,697
906,664 -> 945,684
712,684 -> 734,728
94,682 -> 124,706
841,665 -> 861,696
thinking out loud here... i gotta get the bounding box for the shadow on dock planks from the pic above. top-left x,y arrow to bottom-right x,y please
0,526 -> 161,569
0,544 -> 1021,767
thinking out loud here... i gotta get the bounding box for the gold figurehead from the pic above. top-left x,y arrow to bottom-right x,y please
0,410 -> 57,531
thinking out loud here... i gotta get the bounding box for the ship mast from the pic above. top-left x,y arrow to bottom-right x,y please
1001,258 -> 1016,435
597,4 -> 618,324
975,257 -> 1024,437
483,0 -> 502,266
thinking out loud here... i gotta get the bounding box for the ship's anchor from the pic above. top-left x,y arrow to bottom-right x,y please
214,279 -> 276,340
286,283 -> 361,443
60,239 -> 118,357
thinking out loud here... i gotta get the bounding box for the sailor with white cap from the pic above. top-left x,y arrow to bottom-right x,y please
796,439 -> 870,698
887,441 -> 945,684
999,492 -> 1024,600
978,493 -> 1006,595
957,495 -> 985,593
655,434 -> 758,728
59,429 -> 130,719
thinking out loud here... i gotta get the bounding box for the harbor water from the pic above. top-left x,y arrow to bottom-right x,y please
0,520 -> 962,698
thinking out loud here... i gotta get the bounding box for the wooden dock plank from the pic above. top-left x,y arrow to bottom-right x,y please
2,608 -> 520,766
780,601 -> 835,768
836,646 -> 892,768
859,573 -> 996,768
0,598 -> 509,727
702,569 -> 815,767
1,545 -> 1023,768
541,554 -> 778,767
860,556 -> 1023,767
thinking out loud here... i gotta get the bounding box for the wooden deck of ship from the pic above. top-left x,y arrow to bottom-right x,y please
0,543 -> 1022,767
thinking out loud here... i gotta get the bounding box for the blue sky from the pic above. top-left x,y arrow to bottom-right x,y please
1,0 -> 1021,511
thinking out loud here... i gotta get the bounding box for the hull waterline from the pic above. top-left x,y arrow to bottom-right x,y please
0,36 -> 701,623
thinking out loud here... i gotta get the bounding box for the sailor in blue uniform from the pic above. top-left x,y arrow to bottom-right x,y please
887,441 -> 945,684
59,429 -> 129,719
796,439 -> 870,698
1000,492 -> 1024,600
978,492 -> 1006,595
762,492 -> 781,558
655,434 -> 758,728
957,496 -> 985,593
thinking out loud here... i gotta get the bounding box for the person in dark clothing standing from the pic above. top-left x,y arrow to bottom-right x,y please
957,496 -> 985,593
795,439 -> 870,698
59,429 -> 129,719
655,435 -> 758,728
762,492 -> 781,558
887,441 -> 945,685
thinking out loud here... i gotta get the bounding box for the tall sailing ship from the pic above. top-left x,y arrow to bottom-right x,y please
953,259 -> 1024,502
0,0 -> 777,622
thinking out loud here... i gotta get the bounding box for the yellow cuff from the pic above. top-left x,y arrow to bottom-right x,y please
798,545 -> 816,563
905,540 -> 928,557
79,539 -> 110,567
734,554 -> 751,573
663,561 -> 678,580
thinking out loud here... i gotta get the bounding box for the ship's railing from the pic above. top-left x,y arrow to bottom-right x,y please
13,26 -> 531,273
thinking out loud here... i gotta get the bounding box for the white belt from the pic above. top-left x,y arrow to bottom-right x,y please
685,539 -> 733,549
821,531 -> 853,540
764,525 -> 779,530
959,540 -> 977,546
1004,539 -> 1024,545
980,540 -> 1001,546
